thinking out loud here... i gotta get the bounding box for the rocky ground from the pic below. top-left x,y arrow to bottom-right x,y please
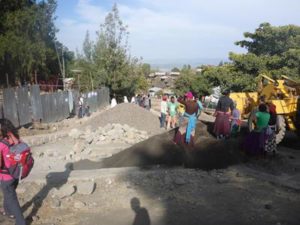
0,102 -> 300,225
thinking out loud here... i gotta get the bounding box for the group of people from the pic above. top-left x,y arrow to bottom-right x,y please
160,93 -> 203,130
110,94 -> 152,111
243,99 -> 278,156
160,92 -> 203,147
132,94 -> 151,110
165,89 -> 278,156
213,90 -> 277,155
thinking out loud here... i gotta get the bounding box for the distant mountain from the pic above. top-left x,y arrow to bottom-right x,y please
145,58 -> 227,71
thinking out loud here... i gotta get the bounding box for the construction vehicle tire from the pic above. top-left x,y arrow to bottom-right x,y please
276,115 -> 286,144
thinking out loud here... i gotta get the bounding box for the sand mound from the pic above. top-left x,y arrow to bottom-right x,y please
91,103 -> 161,135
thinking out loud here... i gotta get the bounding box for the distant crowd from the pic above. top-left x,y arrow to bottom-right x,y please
110,94 -> 152,110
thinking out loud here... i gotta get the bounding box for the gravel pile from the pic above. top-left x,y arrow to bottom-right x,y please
91,103 -> 161,135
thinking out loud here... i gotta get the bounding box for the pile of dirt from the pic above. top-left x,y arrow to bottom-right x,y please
91,103 -> 161,135
73,121 -> 245,170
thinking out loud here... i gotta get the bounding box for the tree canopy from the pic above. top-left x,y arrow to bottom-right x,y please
73,4 -> 148,95
0,0 -> 73,87
174,23 -> 300,97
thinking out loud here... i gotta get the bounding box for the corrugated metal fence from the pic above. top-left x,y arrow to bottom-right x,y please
0,86 -> 110,127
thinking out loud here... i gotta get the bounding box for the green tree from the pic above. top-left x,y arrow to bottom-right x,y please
92,4 -> 147,96
0,0 -> 73,86
232,23 -> 300,80
141,63 -> 151,77
171,67 -> 180,72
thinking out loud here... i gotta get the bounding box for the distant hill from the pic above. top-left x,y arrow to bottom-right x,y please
145,58 -> 227,71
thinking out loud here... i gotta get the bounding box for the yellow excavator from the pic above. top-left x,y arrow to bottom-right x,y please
230,74 -> 300,144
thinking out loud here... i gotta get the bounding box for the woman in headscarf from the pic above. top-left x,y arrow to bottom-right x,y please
213,89 -> 234,139
174,91 -> 199,147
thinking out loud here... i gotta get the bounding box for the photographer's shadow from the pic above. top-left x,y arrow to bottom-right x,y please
131,197 -> 151,225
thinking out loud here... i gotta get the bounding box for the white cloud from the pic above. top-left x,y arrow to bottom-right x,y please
56,0 -> 300,60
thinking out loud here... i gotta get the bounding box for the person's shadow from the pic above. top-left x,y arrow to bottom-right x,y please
131,197 -> 151,225
22,163 -> 73,224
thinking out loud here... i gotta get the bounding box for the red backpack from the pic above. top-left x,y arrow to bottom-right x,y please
0,140 -> 34,181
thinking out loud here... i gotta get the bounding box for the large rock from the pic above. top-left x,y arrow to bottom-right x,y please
50,198 -> 61,209
54,184 -> 76,199
73,140 -> 86,154
174,177 -> 186,185
74,200 -> 86,209
126,131 -> 135,140
69,128 -> 83,139
85,135 -> 94,145
76,181 -> 95,195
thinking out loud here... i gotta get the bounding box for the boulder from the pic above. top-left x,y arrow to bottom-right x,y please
76,181 -> 95,195
55,184 -> 76,199
174,177 -> 186,185
50,198 -> 61,209
217,177 -> 230,184
85,135 -> 94,145
74,200 -> 86,209
69,128 -> 83,139
73,140 -> 86,154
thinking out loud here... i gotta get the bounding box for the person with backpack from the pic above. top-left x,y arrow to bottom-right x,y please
0,119 -> 28,225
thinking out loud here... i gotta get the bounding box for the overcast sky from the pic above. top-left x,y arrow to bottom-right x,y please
56,0 -> 300,61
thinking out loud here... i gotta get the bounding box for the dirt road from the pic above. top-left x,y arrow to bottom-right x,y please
0,104 -> 299,225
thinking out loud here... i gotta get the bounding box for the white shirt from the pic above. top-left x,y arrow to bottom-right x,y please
111,98 -> 117,108
161,101 -> 168,114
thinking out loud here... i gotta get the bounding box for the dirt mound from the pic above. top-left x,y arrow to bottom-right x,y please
73,121 -> 245,170
91,103 -> 161,135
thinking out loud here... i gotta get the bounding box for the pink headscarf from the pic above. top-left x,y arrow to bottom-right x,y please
185,91 -> 193,99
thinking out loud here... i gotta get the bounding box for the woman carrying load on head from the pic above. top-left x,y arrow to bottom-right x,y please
174,91 -> 199,147
0,119 -> 26,225
213,89 -> 234,139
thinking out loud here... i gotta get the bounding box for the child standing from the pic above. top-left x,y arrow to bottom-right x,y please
0,119 -> 26,225
160,96 -> 168,128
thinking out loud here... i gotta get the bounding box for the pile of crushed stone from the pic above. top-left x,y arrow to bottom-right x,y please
91,103 -> 161,135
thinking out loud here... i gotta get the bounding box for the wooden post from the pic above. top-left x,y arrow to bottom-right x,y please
35,70 -> 37,84
5,73 -> 9,87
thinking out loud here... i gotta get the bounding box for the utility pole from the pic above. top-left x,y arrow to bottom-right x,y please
62,47 -> 66,90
